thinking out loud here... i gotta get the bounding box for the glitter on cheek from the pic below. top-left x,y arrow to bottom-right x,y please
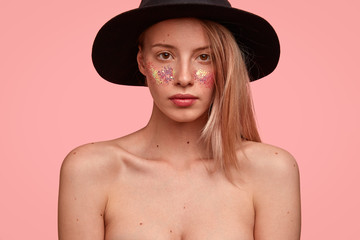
194,69 -> 215,88
151,67 -> 161,84
146,63 -> 175,85
157,66 -> 175,85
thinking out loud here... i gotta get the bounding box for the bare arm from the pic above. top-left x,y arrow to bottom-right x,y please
58,145 -> 109,240
252,146 -> 301,240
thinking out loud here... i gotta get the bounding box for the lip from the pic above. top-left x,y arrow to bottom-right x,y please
169,94 -> 198,107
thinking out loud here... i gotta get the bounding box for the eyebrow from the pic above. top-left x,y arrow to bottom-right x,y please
151,43 -> 175,49
151,43 -> 211,52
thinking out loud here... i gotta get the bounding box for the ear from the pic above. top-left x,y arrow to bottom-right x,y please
137,47 -> 146,76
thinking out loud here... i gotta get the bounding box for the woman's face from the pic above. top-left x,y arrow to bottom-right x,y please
137,18 -> 215,123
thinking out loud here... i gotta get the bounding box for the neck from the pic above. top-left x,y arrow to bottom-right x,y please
140,104 -> 211,168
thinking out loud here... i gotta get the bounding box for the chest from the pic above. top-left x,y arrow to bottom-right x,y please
104,167 -> 255,240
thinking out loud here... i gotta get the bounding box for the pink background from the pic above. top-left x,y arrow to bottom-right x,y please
1,0 -> 359,239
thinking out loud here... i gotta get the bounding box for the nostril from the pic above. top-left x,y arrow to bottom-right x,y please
176,73 -> 194,86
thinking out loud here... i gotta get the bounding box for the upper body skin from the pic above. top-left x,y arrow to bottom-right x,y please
58,18 -> 301,240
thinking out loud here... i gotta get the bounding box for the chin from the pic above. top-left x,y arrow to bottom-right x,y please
167,111 -> 208,124
153,101 -> 209,124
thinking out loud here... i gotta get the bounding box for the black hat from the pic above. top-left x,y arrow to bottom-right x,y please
92,0 -> 280,86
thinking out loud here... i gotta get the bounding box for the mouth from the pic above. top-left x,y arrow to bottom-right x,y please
169,94 -> 198,107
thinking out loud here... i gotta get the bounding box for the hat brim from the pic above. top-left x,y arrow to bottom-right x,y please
92,4 -> 280,86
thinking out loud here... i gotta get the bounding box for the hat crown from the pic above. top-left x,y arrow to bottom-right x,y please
139,0 -> 231,8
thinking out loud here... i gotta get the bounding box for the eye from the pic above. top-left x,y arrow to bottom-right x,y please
158,52 -> 173,60
197,54 -> 211,62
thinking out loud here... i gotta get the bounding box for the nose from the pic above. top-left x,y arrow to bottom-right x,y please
174,60 -> 193,87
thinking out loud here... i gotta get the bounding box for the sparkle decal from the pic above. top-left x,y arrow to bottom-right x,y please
148,64 -> 175,85
157,66 -> 175,84
194,69 -> 214,88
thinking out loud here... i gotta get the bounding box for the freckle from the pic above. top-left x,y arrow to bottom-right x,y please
73,152 -> 77,155
91,142 -> 94,144
293,164 -> 296,167
100,214 -> 103,217
157,145 -> 159,148
139,222 -> 143,226
74,197 -> 77,200
275,152 -> 278,155
167,34 -> 170,37
170,230 -> 173,233
183,206 -> 186,209
287,211 -> 290,214
76,218 -> 79,222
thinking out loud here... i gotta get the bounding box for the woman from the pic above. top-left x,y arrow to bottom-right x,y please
58,0 -> 301,239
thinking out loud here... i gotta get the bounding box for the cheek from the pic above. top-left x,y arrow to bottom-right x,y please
194,69 -> 215,88
145,63 -> 175,85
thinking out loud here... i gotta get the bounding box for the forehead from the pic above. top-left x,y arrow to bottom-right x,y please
141,18 -> 209,47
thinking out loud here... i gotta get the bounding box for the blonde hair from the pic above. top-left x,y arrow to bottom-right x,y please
199,20 -> 261,179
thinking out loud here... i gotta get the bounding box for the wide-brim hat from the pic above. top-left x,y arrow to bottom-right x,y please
92,0 -> 280,86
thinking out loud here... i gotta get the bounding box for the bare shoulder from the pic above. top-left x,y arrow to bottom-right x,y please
238,141 -> 301,239
60,140 -> 124,183
238,141 -> 299,181
60,129 -> 149,184
58,140 -> 128,239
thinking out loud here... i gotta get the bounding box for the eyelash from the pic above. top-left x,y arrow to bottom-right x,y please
197,54 -> 211,62
157,52 -> 173,60
156,52 -> 211,62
